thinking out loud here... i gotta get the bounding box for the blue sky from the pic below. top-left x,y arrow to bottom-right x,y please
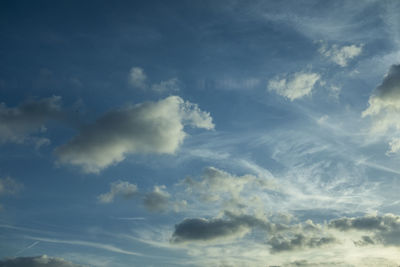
1,1 -> 400,266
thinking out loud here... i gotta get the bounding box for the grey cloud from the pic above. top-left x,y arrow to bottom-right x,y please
0,255 -> 85,267
268,233 -> 336,253
143,185 -> 170,212
97,180 -> 138,203
129,67 -> 147,89
329,213 -> 400,246
171,212 -> 276,243
56,96 -> 214,173
0,96 -> 62,145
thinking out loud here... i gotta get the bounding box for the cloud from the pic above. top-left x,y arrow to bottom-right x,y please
129,67 -> 180,93
329,213 -> 400,246
319,43 -> 363,67
151,78 -> 180,93
129,67 -> 147,89
143,185 -> 170,212
171,211 -> 275,243
183,166 -> 275,202
97,180 -> 138,203
0,255 -> 85,267
268,72 -> 320,101
268,233 -> 336,253
0,96 -> 62,145
387,138 -> 400,154
55,96 -> 214,173
0,177 -> 23,196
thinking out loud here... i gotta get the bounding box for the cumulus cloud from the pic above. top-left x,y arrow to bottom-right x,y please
268,72 -> 320,101
0,96 -> 62,145
171,211 -> 274,243
55,96 -> 214,173
0,255 -> 85,267
329,213 -> 400,246
268,233 -> 336,253
97,180 -> 138,203
319,43 -> 363,67
129,67 -> 180,93
143,185 -> 170,212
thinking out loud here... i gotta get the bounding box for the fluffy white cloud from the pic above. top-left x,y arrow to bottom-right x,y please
56,96 -> 214,173
129,67 -> 147,89
143,185 -> 170,212
387,138 -> 400,154
0,96 -> 62,145
97,180 -> 138,203
0,255 -> 85,267
268,72 -> 320,101
319,43 -> 363,67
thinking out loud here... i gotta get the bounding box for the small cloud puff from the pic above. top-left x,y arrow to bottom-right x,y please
0,96 -> 62,146
268,72 -> 320,101
0,177 -> 23,196
319,43 -> 363,67
129,67 -> 180,93
56,96 -> 214,173
97,180 -> 138,203
143,185 -> 170,212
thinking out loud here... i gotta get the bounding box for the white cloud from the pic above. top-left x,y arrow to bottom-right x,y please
129,67 -> 147,89
56,96 -> 214,173
0,96 -> 62,145
387,138 -> 400,154
0,255 -> 86,267
268,72 -> 320,101
143,185 -> 170,212
97,181 -> 138,203
319,43 -> 363,67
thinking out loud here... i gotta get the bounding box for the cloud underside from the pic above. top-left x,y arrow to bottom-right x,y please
55,96 -> 214,173
0,96 -> 61,146
268,72 -> 320,101
0,255 -> 85,267
362,64 -> 400,152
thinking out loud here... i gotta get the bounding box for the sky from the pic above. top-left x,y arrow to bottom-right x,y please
1,0 -> 400,266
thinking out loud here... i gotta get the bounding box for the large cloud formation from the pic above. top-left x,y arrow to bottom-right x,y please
268,72 -> 320,101
0,255 -> 85,267
362,64 -> 400,152
56,96 -> 214,173
0,96 -> 62,146
171,211 -> 275,243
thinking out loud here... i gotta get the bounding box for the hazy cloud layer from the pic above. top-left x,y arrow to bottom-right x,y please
56,96 -> 214,173
0,255 -> 85,267
0,177 -> 22,196
0,96 -> 62,145
319,43 -> 363,67
97,180 -> 138,203
268,72 -> 320,101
